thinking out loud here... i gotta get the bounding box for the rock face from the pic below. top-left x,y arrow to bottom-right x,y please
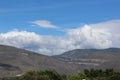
54,48 -> 120,71
0,45 -> 79,77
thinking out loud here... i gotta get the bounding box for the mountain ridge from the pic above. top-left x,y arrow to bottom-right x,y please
0,45 -> 80,77
54,48 -> 120,71
1,44 -> 120,77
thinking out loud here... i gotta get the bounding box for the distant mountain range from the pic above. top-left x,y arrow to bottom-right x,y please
0,45 -> 79,77
54,48 -> 120,71
1,45 -> 120,77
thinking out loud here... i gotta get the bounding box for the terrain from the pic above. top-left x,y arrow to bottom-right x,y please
1,44 -> 120,77
54,48 -> 120,71
0,45 -> 79,77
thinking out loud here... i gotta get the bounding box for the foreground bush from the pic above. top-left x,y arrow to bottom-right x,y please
20,70 -> 63,80
2,69 -> 120,80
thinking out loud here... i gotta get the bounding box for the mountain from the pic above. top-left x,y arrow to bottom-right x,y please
1,45 -> 120,78
0,45 -> 80,77
54,48 -> 120,71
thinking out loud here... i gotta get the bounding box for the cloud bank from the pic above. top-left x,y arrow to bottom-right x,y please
31,20 -> 59,29
0,20 -> 120,55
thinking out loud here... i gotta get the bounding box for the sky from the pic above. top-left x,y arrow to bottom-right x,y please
0,0 -> 120,55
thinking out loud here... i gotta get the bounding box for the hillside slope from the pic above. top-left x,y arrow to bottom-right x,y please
54,48 -> 120,71
0,45 -> 80,77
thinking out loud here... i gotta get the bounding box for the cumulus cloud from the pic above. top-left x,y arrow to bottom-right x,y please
0,20 -> 120,55
31,20 -> 59,29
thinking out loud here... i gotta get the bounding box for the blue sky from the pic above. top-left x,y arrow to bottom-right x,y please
0,0 -> 120,35
0,0 -> 120,55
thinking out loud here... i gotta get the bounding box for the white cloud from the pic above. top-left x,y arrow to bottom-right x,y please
66,25 -> 112,49
31,20 -> 59,29
0,20 -> 120,55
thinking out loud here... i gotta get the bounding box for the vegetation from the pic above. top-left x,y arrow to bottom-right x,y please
2,69 -> 120,80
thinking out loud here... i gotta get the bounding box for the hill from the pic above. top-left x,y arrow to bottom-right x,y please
0,45 -> 79,77
1,45 -> 120,78
54,48 -> 120,71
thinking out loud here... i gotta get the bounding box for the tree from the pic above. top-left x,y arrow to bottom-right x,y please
84,69 -> 90,77
67,74 -> 81,80
40,70 -> 63,80
67,74 -> 89,80
20,70 -> 63,80
108,72 -> 120,80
